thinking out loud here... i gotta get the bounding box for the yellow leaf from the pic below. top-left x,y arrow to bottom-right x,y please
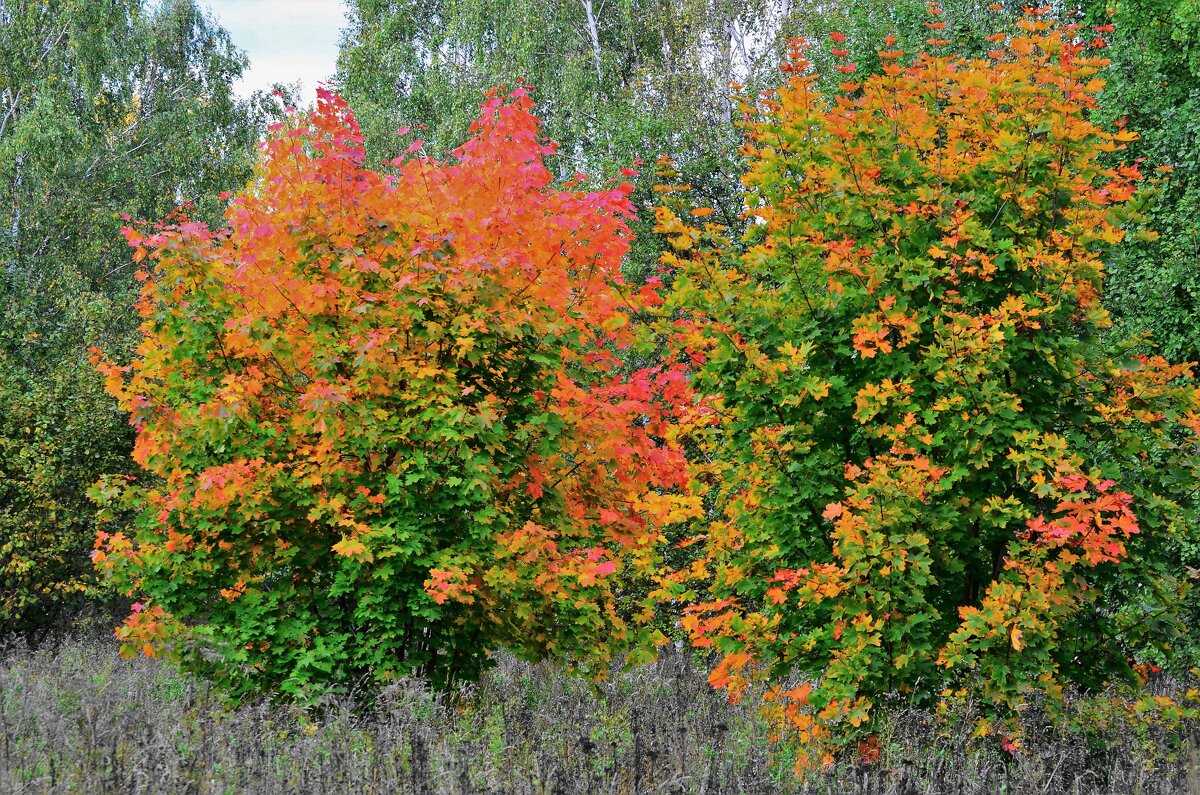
601,313 -> 629,331
332,536 -> 374,563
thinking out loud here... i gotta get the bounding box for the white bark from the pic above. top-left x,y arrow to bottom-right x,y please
729,18 -> 750,79
580,0 -> 603,85
10,153 -> 20,247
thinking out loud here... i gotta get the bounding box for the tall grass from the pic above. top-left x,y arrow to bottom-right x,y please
2,635 -> 1197,793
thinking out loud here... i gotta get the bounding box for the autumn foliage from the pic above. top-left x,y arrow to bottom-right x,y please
655,11 -> 1200,765
88,8 -> 1200,772
92,88 -> 693,697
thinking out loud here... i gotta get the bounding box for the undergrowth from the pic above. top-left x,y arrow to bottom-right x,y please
1,636 -> 1197,793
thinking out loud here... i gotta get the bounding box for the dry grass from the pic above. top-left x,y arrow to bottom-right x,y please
2,635 -> 1197,794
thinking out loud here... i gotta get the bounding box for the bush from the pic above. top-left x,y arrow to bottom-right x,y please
92,89 -> 694,699
656,11 -> 1200,766
0,325 -> 133,640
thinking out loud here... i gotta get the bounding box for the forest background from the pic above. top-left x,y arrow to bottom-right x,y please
3,0 -> 1200,787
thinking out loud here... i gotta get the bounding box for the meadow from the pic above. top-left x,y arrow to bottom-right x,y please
2,635 -> 1198,794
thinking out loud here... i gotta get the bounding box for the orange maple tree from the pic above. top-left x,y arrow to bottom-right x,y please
655,9 -> 1200,765
92,88 -> 695,697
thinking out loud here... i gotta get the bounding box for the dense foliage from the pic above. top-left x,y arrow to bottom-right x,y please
93,89 -> 693,697
0,0 -> 267,640
1093,0 -> 1200,361
3,0 -> 1200,778
655,12 -> 1200,765
335,0 -> 801,275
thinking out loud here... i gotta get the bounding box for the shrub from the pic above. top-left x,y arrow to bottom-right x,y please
93,89 -> 694,699
656,10 -> 1200,766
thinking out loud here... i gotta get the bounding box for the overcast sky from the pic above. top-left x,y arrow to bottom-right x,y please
202,1 -> 351,105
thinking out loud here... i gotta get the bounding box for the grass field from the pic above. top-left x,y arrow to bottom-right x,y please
2,636 -> 1198,793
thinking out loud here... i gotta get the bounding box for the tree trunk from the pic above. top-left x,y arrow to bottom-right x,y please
580,0 -> 603,86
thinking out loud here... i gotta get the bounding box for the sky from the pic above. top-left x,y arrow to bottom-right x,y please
201,1 -> 351,105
